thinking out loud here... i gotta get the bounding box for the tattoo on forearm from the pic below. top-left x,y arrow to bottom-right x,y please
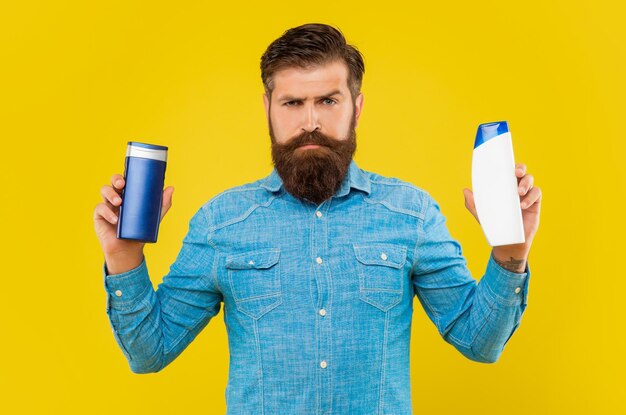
493,256 -> 526,273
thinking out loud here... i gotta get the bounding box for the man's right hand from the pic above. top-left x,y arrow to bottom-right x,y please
94,173 -> 174,275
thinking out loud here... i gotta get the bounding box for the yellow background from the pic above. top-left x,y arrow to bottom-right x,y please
1,0 -> 624,413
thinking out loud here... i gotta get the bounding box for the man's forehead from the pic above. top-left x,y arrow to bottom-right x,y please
271,61 -> 350,97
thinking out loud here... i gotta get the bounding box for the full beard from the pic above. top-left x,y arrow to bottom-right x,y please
270,116 -> 357,206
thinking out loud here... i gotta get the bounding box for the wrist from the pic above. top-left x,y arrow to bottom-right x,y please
104,250 -> 145,275
492,244 -> 529,274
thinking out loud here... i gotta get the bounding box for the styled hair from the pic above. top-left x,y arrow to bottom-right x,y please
260,23 -> 365,100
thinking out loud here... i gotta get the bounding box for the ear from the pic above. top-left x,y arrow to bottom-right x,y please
263,93 -> 270,123
354,93 -> 364,128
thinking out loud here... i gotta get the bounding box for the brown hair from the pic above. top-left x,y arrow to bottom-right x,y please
260,23 -> 365,100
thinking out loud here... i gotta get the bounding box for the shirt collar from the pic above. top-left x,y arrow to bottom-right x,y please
260,159 -> 371,197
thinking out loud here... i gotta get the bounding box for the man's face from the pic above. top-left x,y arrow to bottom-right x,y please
263,60 -> 364,205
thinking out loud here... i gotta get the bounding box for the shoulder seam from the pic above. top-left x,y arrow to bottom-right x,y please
369,178 -> 429,196
363,198 -> 424,219
202,185 -> 268,206
365,178 -> 428,219
205,195 -> 279,234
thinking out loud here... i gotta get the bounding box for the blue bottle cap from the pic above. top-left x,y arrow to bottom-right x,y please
474,121 -> 509,149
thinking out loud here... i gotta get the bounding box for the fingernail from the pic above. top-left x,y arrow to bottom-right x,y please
116,180 -> 123,187
112,215 -> 118,223
114,197 -> 122,204
520,202 -> 526,208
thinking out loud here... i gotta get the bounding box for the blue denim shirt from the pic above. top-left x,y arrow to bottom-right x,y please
103,160 -> 530,414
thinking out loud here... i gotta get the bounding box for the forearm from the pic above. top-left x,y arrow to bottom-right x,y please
441,255 -> 530,363
492,242 -> 531,273
104,259 -> 171,373
459,300 -> 525,363
104,255 -> 222,374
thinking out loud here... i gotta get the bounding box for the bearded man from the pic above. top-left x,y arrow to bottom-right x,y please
94,23 -> 541,414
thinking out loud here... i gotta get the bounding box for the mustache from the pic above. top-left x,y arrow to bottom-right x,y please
277,130 -> 343,151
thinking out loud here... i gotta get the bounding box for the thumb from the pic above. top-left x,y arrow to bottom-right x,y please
463,188 -> 479,223
161,186 -> 175,220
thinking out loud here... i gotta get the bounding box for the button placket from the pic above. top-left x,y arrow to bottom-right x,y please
310,205 -> 330,414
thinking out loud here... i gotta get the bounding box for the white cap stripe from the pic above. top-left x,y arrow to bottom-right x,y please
126,144 -> 167,162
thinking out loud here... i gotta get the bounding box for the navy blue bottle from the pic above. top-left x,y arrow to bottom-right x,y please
117,142 -> 168,243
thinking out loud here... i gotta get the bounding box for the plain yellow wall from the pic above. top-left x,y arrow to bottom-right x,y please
1,0 -> 624,413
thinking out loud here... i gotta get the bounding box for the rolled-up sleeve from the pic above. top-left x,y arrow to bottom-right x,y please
411,192 -> 531,363
103,204 -> 223,373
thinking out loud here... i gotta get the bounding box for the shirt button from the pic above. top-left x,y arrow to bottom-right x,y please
320,360 -> 327,369
515,287 -> 521,294
319,309 -> 327,316
316,257 -> 323,264
316,211 -> 323,218
248,260 -> 254,265
114,290 -> 122,297
381,253 -> 388,261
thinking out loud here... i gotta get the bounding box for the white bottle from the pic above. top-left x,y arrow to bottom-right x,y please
471,121 -> 525,246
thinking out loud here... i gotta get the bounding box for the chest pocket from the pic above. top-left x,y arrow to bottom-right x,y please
354,244 -> 407,312
226,248 -> 282,319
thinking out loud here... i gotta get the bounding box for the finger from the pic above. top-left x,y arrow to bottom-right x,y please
101,185 -> 123,206
94,202 -> 119,225
520,186 -> 542,209
515,163 -> 526,178
111,174 -> 125,193
160,186 -> 175,220
518,174 -> 534,196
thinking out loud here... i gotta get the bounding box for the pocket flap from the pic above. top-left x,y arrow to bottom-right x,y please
225,249 -> 280,270
353,244 -> 407,269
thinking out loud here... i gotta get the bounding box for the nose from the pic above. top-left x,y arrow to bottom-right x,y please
301,103 -> 321,133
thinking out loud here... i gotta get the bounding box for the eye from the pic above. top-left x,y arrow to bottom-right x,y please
321,98 -> 336,105
283,100 -> 301,107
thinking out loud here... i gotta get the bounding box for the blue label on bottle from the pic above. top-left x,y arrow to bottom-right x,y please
117,156 -> 166,243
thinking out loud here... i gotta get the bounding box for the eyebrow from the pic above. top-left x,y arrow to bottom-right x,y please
278,89 -> 344,103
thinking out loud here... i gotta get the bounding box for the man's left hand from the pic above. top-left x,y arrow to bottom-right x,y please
462,163 -> 542,272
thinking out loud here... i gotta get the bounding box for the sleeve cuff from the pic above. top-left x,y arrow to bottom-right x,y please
481,253 -> 531,307
102,258 -> 152,309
